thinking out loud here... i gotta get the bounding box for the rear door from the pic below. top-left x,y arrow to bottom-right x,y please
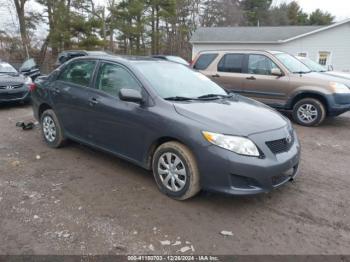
50,59 -> 97,140
208,53 -> 246,93
242,54 -> 289,107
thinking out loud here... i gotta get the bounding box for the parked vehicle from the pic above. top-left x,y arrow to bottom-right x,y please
55,50 -> 110,67
19,58 -> 41,81
192,50 -> 350,126
31,55 -> 300,200
0,61 -> 34,103
296,56 -> 350,80
151,55 -> 190,66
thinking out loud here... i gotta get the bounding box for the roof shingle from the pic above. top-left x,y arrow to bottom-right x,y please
190,26 -> 323,43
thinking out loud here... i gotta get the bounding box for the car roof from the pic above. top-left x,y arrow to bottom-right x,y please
197,49 -> 285,55
70,54 -> 163,64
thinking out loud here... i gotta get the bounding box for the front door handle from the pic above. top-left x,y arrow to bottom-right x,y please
89,97 -> 99,106
212,74 -> 220,78
246,76 -> 256,80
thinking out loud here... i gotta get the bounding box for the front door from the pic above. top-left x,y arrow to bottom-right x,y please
51,60 -> 97,141
242,54 -> 290,108
88,62 -> 151,162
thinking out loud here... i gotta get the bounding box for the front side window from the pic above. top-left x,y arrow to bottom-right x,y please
248,55 -> 279,75
96,63 -> 141,97
59,60 -> 96,87
218,54 -> 244,73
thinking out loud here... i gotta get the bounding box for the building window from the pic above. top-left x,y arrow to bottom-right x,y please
318,51 -> 331,65
298,52 -> 307,58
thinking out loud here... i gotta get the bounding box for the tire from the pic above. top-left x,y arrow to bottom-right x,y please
292,98 -> 326,126
40,109 -> 66,148
152,142 -> 201,200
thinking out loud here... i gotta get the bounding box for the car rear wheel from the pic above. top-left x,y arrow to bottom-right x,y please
293,98 -> 326,126
41,109 -> 66,148
152,142 -> 200,200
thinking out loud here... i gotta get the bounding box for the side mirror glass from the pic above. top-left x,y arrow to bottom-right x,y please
271,68 -> 283,76
119,88 -> 143,103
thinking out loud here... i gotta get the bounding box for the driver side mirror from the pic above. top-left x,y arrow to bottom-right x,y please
119,88 -> 143,103
271,68 -> 283,76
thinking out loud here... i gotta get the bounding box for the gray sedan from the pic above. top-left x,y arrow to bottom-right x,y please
31,55 -> 300,200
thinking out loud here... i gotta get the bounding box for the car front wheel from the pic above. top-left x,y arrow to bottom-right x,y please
152,142 -> 200,200
293,98 -> 326,126
41,109 -> 66,148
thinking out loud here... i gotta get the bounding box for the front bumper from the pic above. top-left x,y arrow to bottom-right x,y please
196,127 -> 301,195
326,93 -> 350,116
0,87 -> 30,102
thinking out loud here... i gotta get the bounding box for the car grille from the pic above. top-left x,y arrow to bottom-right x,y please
0,91 -> 27,100
266,134 -> 294,154
0,84 -> 23,90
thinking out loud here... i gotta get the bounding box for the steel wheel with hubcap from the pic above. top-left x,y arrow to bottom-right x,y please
40,109 -> 66,148
153,141 -> 200,200
293,98 -> 326,126
42,115 -> 57,142
158,152 -> 187,192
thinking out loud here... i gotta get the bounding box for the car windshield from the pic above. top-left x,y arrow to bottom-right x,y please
165,56 -> 189,65
134,61 -> 227,99
0,63 -> 17,74
298,57 -> 327,72
275,53 -> 311,74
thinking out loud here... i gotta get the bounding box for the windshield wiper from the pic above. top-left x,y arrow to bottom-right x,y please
164,96 -> 197,101
197,93 -> 234,100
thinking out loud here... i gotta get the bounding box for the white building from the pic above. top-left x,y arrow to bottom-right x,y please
190,19 -> 350,72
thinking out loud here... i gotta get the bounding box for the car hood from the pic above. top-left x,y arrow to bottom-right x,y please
174,96 -> 288,136
324,71 -> 350,81
301,72 -> 350,86
0,74 -> 25,86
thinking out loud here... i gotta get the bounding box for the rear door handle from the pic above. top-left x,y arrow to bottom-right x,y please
246,76 -> 256,80
212,74 -> 220,78
89,97 -> 99,106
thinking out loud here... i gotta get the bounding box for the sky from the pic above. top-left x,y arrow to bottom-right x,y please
273,0 -> 350,21
0,0 -> 349,39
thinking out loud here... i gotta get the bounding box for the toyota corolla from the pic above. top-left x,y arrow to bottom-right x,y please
31,55 -> 301,200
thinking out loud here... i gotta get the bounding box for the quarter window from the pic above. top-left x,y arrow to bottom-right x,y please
248,55 -> 279,75
218,54 -> 244,73
193,53 -> 218,70
59,60 -> 96,87
96,63 -> 141,97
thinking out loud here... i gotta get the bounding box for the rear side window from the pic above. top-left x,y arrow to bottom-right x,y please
218,54 -> 244,73
59,60 -> 96,87
193,53 -> 218,70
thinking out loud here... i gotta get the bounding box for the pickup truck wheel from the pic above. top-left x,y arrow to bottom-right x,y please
40,109 -> 66,148
293,98 -> 326,126
152,142 -> 201,200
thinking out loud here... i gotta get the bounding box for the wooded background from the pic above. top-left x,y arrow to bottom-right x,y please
1,0 -> 335,72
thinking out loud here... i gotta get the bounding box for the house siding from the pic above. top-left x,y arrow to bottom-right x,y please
192,22 -> 350,72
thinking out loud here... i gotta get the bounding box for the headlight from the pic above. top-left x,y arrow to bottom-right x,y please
202,131 -> 260,157
330,82 -> 350,93
24,76 -> 32,85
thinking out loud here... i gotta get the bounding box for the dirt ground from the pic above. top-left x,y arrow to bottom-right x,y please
0,103 -> 349,255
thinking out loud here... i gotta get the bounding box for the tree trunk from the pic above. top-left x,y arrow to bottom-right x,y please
13,0 -> 29,58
